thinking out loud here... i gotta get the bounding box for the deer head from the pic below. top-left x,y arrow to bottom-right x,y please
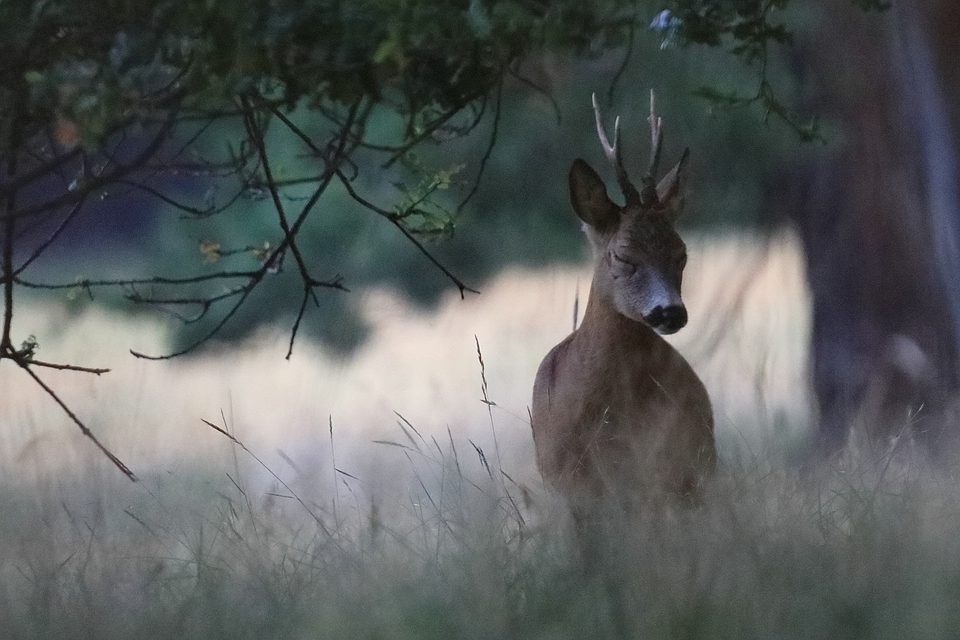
570,92 -> 690,335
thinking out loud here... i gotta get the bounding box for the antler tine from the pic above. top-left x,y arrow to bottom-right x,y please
647,90 -> 663,177
592,93 -> 618,162
641,89 -> 664,206
591,93 -> 641,206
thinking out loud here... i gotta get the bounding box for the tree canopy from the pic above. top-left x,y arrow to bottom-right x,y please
1,0 -> 652,356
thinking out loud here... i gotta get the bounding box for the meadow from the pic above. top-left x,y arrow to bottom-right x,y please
3,231 -> 957,639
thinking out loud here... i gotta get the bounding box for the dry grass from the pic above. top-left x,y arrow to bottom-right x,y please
9,230 -> 954,638
0,230 -> 810,482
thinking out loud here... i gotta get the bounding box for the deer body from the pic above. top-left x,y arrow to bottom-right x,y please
531,94 -> 715,507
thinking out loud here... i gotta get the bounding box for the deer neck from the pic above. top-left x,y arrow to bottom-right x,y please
575,275 -> 662,358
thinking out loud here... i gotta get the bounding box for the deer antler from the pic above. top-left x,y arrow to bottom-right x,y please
592,93 -> 641,207
641,90 -> 664,207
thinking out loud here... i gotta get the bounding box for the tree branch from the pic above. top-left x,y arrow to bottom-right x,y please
7,110 -> 179,222
262,97 -> 478,298
14,193 -> 88,276
333,168 -> 478,298
15,357 -> 135,481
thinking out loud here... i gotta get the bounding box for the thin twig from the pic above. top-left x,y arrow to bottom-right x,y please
25,359 -> 110,374
131,284 -> 257,360
14,194 -> 89,276
0,148 -> 82,200
458,80 -> 503,211
285,288 -> 314,360
16,271 -> 267,290
2,214 -> 14,352
8,110 -> 179,222
333,168 -> 479,298
240,96 -> 313,283
18,362 -> 135,481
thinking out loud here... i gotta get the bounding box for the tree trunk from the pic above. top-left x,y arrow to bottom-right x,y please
784,1 -> 960,454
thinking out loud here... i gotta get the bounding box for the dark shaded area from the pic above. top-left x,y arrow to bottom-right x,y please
779,1 -> 960,453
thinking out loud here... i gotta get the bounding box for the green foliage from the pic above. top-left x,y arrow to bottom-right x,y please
668,0 -> 794,60
658,0 -> 822,141
0,0 -> 877,355
0,0 -> 644,153
0,0 -> 655,357
393,153 -> 463,239
17,334 -> 39,361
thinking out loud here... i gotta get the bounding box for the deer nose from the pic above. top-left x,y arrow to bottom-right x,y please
646,305 -> 687,334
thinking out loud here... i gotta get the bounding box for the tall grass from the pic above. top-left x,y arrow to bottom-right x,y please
4,233 -> 957,638
3,415 -> 960,639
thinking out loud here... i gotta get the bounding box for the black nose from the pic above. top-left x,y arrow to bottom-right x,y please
645,305 -> 687,334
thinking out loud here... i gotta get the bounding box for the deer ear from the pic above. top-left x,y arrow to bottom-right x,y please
655,148 -> 689,209
569,159 -> 618,230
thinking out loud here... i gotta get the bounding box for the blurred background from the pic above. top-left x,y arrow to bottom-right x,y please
4,0 -> 960,475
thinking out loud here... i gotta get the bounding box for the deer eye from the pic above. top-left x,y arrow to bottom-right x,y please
610,252 -> 636,275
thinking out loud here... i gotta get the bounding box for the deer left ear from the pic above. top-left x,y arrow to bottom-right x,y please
569,158 -> 618,230
656,148 -> 689,210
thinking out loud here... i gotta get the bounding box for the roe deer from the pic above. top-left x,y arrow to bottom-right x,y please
531,93 -> 715,513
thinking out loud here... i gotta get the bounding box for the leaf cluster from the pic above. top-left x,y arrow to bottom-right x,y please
669,0 -> 793,64
650,0 -> 821,141
0,0 -> 643,154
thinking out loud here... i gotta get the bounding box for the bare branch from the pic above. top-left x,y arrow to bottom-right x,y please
7,111 -> 179,222
261,95 -> 478,299
0,148 -> 83,201
317,92 -> 488,168
240,96 -> 314,287
131,285 -> 257,360
333,168 -> 478,298
117,179 -> 216,217
16,271 -> 266,291
458,81 -> 503,211
26,359 -> 110,374
2,211 -> 14,354
15,359 -> 135,481
14,194 -> 88,276
285,287 -> 314,360
122,102 -> 355,361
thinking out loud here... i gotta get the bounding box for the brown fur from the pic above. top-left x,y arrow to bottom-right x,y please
531,138 -> 715,513
531,268 -> 715,504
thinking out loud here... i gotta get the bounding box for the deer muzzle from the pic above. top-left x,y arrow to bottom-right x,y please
644,304 -> 687,335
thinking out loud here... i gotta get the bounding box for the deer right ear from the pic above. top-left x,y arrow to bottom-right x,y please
655,148 -> 689,210
569,159 -> 618,230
